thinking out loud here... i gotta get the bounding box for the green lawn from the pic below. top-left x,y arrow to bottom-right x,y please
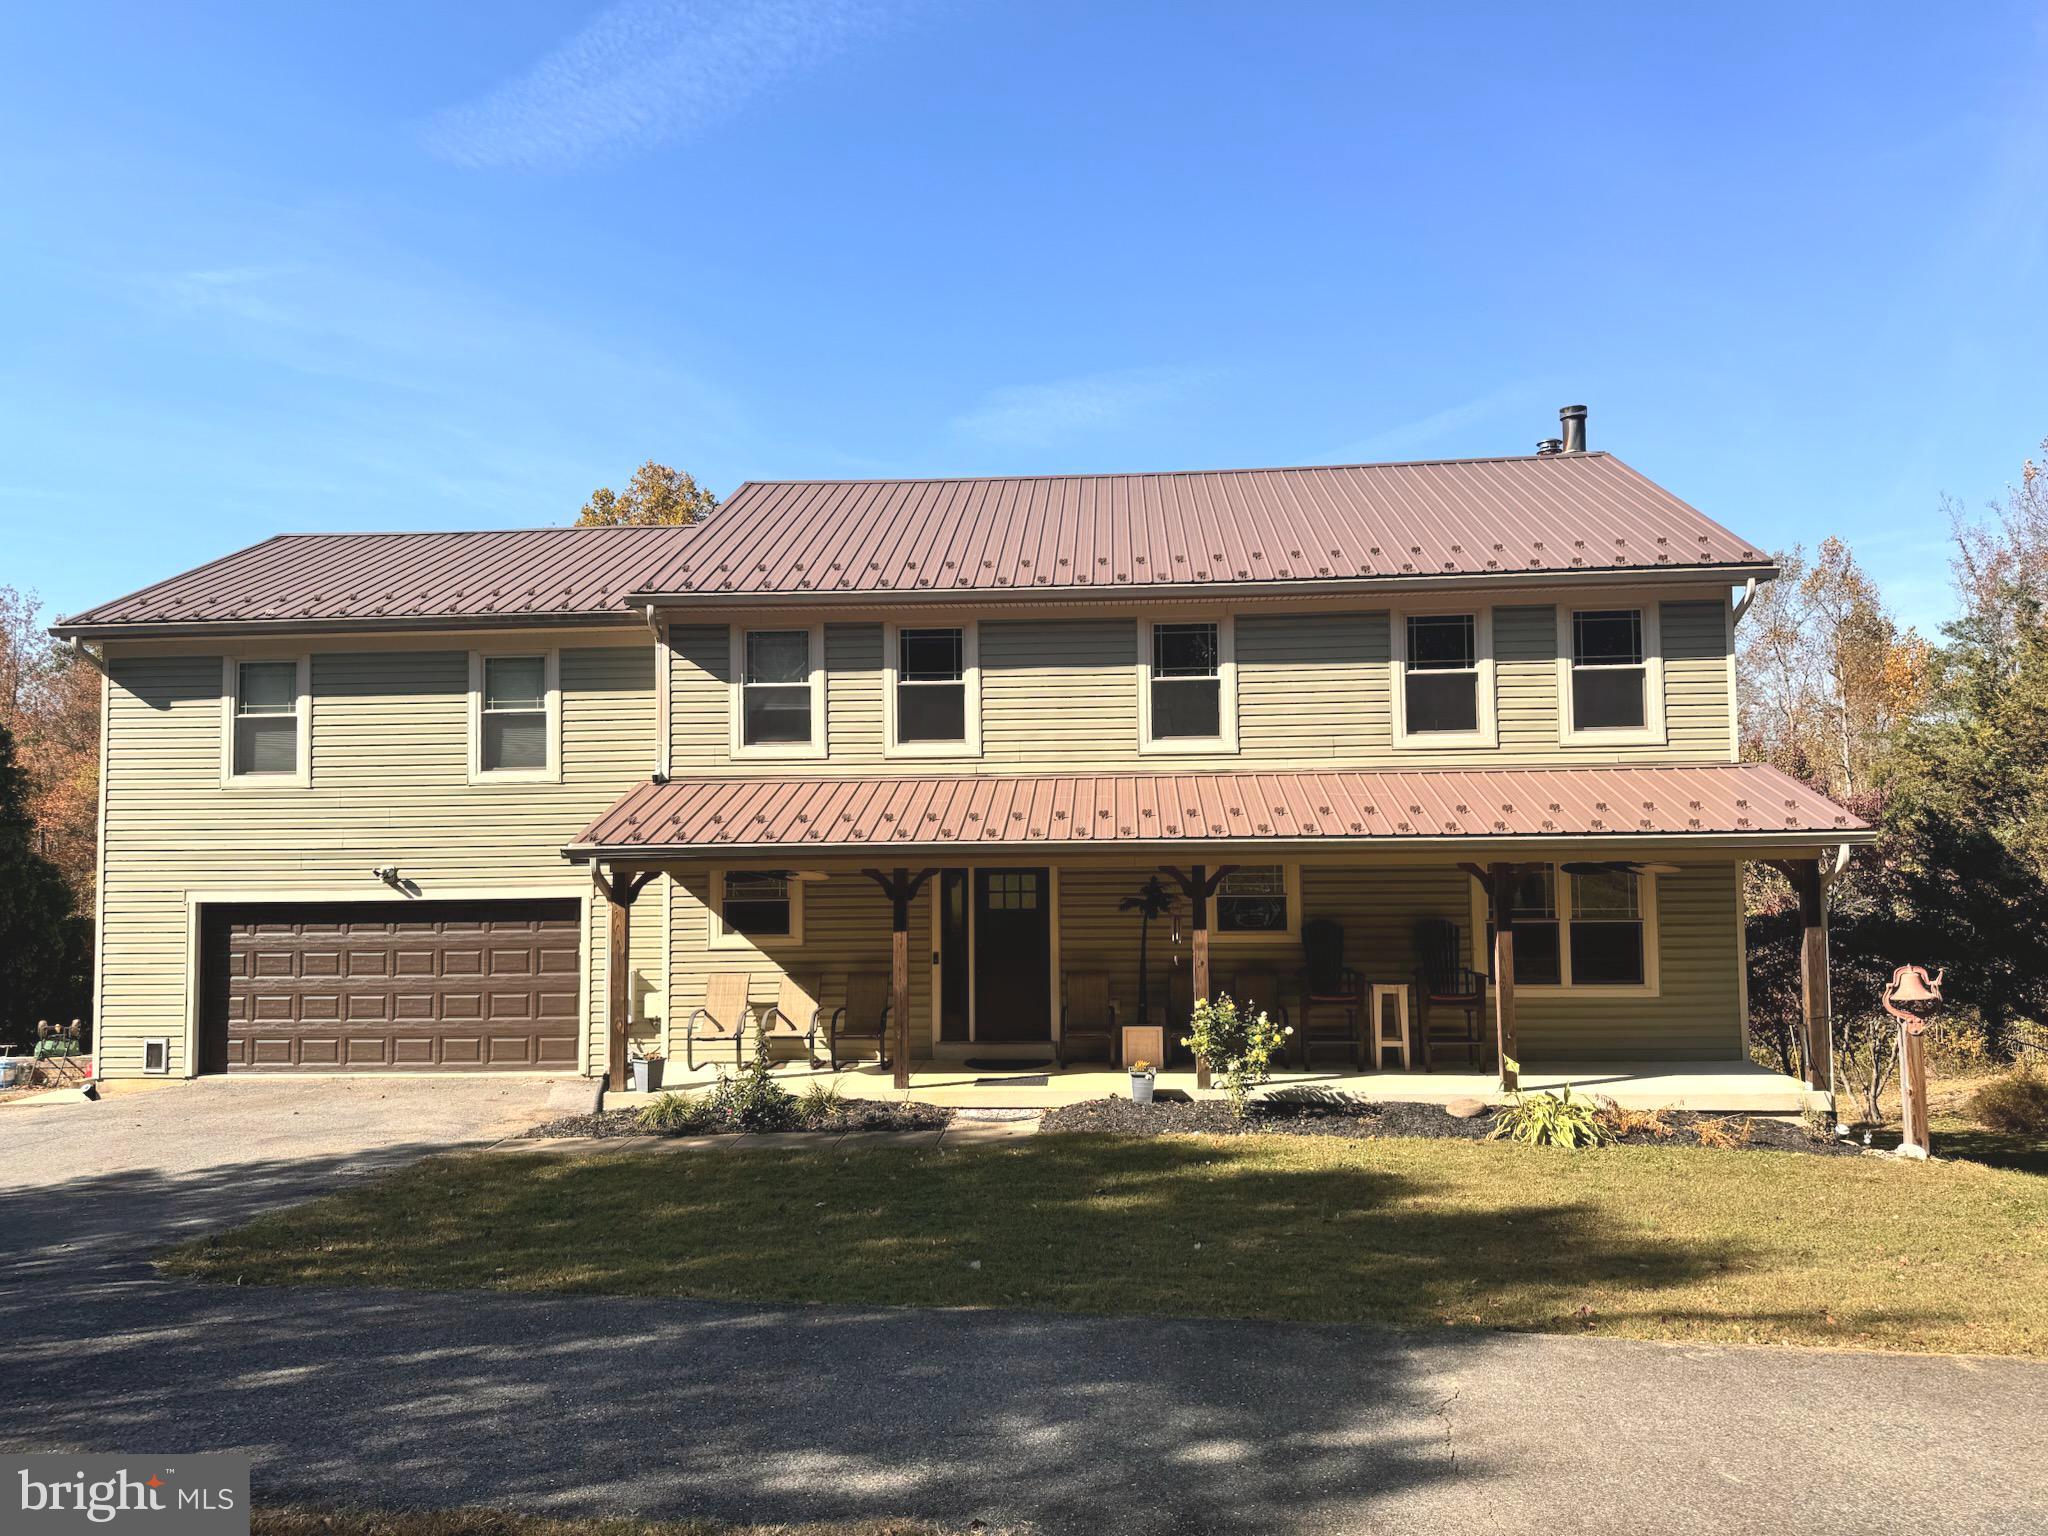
165,1134 -> 2048,1357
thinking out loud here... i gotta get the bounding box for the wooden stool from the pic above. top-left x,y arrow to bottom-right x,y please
1369,982 -> 1415,1071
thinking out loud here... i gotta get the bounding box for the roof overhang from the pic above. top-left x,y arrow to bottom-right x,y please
625,562 -> 1779,614
49,610 -> 646,643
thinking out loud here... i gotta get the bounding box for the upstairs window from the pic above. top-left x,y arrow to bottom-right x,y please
1403,614 -> 1479,734
740,629 -> 816,748
895,627 -> 966,743
232,660 -> 301,776
481,656 -> 548,771
1149,621 -> 1223,740
1570,610 -> 1647,731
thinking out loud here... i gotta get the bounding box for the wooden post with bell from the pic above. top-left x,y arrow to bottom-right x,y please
1884,964 -> 1944,1160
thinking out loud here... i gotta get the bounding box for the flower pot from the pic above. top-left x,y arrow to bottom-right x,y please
631,1058 -> 664,1094
1129,1072 -> 1156,1105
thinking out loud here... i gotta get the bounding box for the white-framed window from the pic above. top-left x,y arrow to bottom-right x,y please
1212,863 -> 1301,942
1391,608 -> 1497,749
1471,864 -> 1660,994
708,869 -> 804,948
468,650 -> 561,783
220,656 -> 310,787
730,625 -> 827,759
884,621 -> 981,758
1557,603 -> 1667,745
1139,615 -> 1238,753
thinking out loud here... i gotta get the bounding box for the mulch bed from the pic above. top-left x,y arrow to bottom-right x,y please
1042,1092 -> 1865,1155
524,1101 -> 952,1139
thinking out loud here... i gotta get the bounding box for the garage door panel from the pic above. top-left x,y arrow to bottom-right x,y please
204,899 -> 582,1073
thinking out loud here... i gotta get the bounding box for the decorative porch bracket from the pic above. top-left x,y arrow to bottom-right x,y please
1458,862 -> 1537,1093
592,865 -> 659,1093
862,866 -> 935,1090
1160,864 -> 1238,1090
1764,856 -> 1834,1095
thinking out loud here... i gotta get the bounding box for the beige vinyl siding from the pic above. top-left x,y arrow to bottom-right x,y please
665,870 -> 934,1060
666,600 -> 1733,773
96,641 -> 659,1077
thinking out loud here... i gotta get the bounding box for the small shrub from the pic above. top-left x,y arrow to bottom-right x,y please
1596,1100 -> 1675,1140
1693,1115 -> 1752,1150
797,1078 -> 846,1127
1801,1098 -> 1837,1143
1182,993 -> 1290,1119
1968,1067 -> 2048,1135
700,1022 -> 801,1131
1490,1086 -> 1615,1149
635,1091 -> 709,1134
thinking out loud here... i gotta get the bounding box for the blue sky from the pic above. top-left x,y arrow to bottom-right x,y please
4,1 -> 2043,633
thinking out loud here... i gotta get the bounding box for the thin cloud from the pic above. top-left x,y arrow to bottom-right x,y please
951,367 -> 1214,448
422,0 -> 895,172
1328,383 -> 1549,463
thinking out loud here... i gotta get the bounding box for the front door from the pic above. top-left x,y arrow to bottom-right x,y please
973,867 -> 1051,1041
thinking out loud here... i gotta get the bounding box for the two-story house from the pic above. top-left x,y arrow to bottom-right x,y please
55,408 -> 1868,1100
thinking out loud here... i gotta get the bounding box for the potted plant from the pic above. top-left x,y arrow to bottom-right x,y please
1128,1059 -> 1157,1105
630,1042 -> 665,1094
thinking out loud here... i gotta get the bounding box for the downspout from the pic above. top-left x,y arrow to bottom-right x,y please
68,637 -> 111,676
1730,577 -> 1758,625
645,604 -> 671,783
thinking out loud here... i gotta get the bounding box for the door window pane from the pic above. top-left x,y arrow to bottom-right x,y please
743,631 -> 812,745
1216,866 -> 1289,932
896,628 -> 967,743
722,872 -> 791,937
1404,615 -> 1479,734
481,655 -> 548,770
1571,609 -> 1647,730
1151,622 -> 1222,739
234,661 -> 299,775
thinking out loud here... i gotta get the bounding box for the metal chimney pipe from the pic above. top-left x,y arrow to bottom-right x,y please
1535,438 -> 1563,457
1559,404 -> 1588,453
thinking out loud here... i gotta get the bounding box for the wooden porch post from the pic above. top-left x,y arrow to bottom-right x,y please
1788,859 -> 1832,1095
594,866 -> 656,1093
1487,863 -> 1519,1093
864,867 -> 933,1091
1161,863 -> 1237,1092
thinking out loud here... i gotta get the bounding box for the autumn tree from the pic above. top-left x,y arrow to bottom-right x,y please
576,462 -> 719,526
1737,537 -> 1927,798
0,587 -> 99,909
0,722 -> 92,1040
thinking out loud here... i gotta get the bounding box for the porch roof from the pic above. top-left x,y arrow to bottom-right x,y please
565,763 -> 1867,860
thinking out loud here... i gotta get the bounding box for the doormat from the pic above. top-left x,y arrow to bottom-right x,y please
976,1074 -> 1050,1087
963,1058 -> 1053,1071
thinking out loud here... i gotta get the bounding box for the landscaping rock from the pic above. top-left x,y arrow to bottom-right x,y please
1445,1097 -> 1488,1119
523,1100 -> 951,1140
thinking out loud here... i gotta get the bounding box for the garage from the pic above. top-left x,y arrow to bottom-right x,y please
199,900 -> 582,1072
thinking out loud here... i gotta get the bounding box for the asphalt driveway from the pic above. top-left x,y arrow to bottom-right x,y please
2,1076 -> 2044,1534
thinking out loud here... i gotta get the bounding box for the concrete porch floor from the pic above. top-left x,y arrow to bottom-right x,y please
615,1056 -> 1814,1114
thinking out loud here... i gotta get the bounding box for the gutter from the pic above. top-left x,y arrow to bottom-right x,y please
562,826 -> 1880,863
624,562 -> 1781,614
48,610 -> 647,643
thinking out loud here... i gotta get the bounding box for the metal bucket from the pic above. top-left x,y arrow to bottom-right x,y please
1129,1072 -> 1156,1105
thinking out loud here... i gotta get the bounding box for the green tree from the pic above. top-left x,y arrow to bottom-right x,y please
576,462 -> 719,526
0,722 -> 92,1043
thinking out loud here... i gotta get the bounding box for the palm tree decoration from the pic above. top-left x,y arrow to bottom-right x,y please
1118,875 -> 1179,1026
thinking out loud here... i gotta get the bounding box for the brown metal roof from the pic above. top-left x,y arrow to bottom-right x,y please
53,525 -> 700,635
628,452 -> 1768,602
568,764 -> 1866,857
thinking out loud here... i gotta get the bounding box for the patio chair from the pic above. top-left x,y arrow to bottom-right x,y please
1295,919 -> 1363,1067
1059,972 -> 1118,1066
828,972 -> 892,1070
1414,917 -> 1486,1070
759,975 -> 825,1068
1229,967 -> 1295,1066
683,973 -> 752,1071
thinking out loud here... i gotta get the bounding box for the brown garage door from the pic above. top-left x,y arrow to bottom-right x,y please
200,900 -> 582,1072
